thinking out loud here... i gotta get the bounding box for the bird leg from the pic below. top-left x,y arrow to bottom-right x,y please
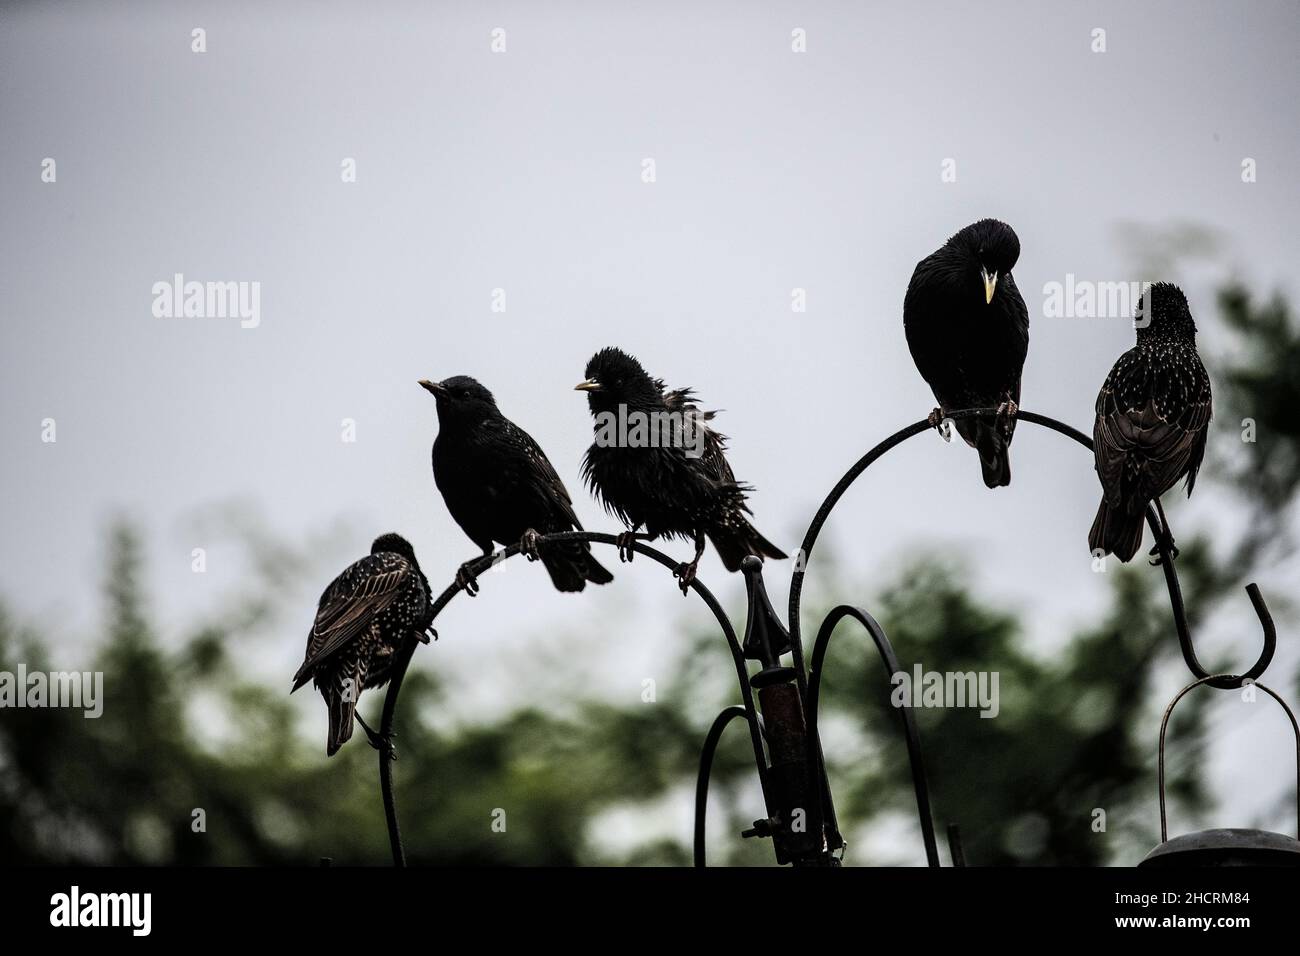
673,531 -> 707,595
455,559 -> 482,596
927,406 -> 953,443
617,528 -> 648,563
995,394 -> 1019,439
519,528 -> 543,562
419,627 -> 436,644
1148,499 -> 1180,566
356,713 -> 396,761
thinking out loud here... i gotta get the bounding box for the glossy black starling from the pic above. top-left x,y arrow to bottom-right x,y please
904,219 -> 1030,487
421,376 -> 613,595
1089,283 -> 1211,563
576,347 -> 786,593
291,533 -> 434,757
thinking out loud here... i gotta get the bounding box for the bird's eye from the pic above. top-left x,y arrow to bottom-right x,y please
461,390 -> 471,400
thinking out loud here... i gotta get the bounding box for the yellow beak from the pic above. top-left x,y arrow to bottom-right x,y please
574,379 -> 601,392
982,268 -> 998,305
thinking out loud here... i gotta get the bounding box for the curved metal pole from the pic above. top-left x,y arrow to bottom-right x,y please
377,530 -> 765,866
694,705 -> 749,867
377,636 -> 419,866
806,605 -> 941,866
787,407 -> 1276,693
1157,674 -> 1300,842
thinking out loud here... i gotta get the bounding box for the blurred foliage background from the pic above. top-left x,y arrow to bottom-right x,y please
1,278 -> 1297,866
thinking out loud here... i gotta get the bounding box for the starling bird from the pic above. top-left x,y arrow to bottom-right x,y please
904,219 -> 1030,487
421,376 -> 613,595
1089,283 -> 1211,563
576,347 -> 786,593
291,533 -> 434,757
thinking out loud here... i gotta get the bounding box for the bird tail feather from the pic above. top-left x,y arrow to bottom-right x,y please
584,553 -> 614,585
540,541 -> 613,592
961,420 -> 1011,489
708,520 -> 787,573
326,690 -> 356,757
1088,499 -> 1145,563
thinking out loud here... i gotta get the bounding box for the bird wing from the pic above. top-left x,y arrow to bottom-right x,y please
1094,343 -> 1211,509
697,420 -> 736,488
293,553 -> 412,687
494,418 -> 584,529
663,385 -> 735,486
902,257 -> 952,393
1001,272 -> 1030,404
997,272 -> 1031,442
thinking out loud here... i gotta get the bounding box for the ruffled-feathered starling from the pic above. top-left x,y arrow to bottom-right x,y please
1089,283 -> 1211,563
904,219 -> 1030,487
576,347 -> 786,593
421,376 -> 613,595
291,533 -> 434,757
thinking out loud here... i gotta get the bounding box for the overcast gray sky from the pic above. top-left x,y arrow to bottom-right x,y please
3,1 -> 1298,853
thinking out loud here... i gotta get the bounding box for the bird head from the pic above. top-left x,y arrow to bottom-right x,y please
371,532 -> 418,565
419,375 -> 499,424
575,347 -> 661,414
952,219 -> 1020,305
1134,282 -> 1196,341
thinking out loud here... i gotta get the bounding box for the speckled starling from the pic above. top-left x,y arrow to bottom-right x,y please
1089,283 -> 1211,562
576,347 -> 786,593
291,533 -> 434,756
904,219 -> 1030,487
421,376 -> 613,595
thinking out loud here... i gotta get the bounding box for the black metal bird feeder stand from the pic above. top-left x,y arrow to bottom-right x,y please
371,407 -> 1288,869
